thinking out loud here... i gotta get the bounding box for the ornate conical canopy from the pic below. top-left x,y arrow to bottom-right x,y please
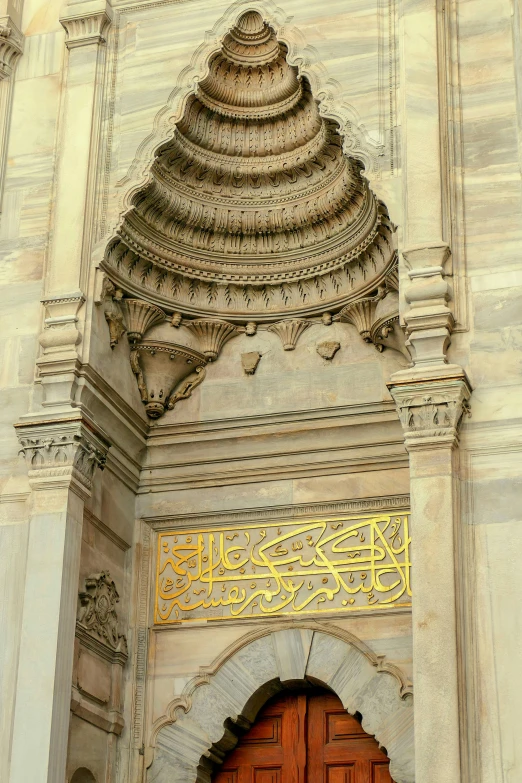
104,11 -> 396,322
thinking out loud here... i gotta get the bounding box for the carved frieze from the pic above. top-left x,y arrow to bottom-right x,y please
102,11 -> 396,324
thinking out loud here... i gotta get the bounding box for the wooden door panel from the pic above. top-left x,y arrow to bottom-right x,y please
212,690 -> 392,783
325,764 -> 355,783
370,761 -> 393,783
214,769 -> 238,783
253,766 -> 282,783
242,715 -> 282,746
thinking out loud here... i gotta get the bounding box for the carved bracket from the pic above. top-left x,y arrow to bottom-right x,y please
268,319 -> 311,351
340,290 -> 411,360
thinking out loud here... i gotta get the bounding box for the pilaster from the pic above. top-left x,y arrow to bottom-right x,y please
37,0 -> 112,409
9,415 -> 110,783
0,0 -> 24,209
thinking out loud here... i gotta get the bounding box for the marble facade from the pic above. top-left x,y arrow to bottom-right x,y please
0,1 -> 521,782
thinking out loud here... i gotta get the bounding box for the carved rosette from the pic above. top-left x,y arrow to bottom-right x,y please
16,419 -> 110,495
268,319 -> 311,351
130,341 -> 207,418
102,11 -> 396,323
121,298 -> 165,344
389,378 -> 471,448
77,571 -> 127,658
184,319 -> 239,361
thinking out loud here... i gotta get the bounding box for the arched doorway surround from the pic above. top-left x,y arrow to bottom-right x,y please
148,625 -> 414,783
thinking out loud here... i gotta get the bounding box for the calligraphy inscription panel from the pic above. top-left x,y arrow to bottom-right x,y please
155,512 -> 411,624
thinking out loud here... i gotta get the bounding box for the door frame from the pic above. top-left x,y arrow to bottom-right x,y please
147,624 -> 414,783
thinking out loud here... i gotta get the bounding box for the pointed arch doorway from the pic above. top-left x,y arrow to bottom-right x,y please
213,688 -> 393,783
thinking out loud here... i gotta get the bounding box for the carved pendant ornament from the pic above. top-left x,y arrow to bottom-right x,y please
102,12 -> 406,417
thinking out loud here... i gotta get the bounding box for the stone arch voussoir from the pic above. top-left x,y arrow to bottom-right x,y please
148,624 -> 414,783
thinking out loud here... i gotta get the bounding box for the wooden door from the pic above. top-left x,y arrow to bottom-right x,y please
213,690 -> 392,783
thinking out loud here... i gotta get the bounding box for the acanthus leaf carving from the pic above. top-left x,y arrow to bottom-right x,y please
389,378 -> 471,447
16,420 -> 110,494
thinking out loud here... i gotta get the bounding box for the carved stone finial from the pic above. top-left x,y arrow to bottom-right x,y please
121,298 -> 165,344
317,341 -> 340,360
245,322 -> 257,336
77,571 -> 127,657
170,312 -> 183,328
184,319 -> 239,361
130,341 -> 207,418
268,319 -> 311,351
322,312 -> 333,326
16,419 -> 110,495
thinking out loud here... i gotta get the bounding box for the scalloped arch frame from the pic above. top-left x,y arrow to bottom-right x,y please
112,0 -> 383,238
147,624 -> 414,783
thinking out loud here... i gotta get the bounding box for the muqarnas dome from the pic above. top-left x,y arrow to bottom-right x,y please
104,11 -> 396,323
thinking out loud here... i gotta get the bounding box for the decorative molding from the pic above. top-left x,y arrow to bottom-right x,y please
60,9 -> 113,50
401,242 -> 455,369
267,319 -> 311,351
184,319 -> 239,361
15,418 -> 110,495
389,377 -> 471,449
77,571 -> 128,659
130,340 -> 207,418
148,625 -> 414,783
37,294 -> 85,407
144,494 -> 411,530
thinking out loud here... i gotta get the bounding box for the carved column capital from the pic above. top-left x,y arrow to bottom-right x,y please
15,417 -> 110,497
60,6 -> 112,50
388,375 -> 471,450
0,16 -> 24,81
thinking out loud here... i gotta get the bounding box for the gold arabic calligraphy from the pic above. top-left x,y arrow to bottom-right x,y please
155,514 -> 411,623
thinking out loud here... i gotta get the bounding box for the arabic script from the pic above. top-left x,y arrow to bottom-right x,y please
155,513 -> 411,623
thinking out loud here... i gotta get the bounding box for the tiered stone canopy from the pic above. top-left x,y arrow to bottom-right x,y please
104,11 -> 396,322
